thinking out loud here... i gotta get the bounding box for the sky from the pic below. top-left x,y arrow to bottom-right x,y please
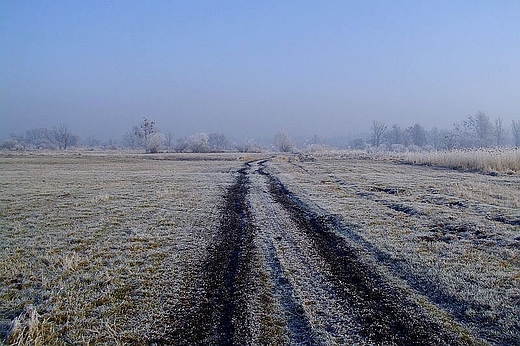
1,1 -> 520,141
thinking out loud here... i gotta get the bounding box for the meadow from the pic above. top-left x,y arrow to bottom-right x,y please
1,150 -> 518,344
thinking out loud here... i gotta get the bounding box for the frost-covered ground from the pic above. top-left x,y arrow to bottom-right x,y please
0,152 -> 246,344
1,150 -> 518,345
269,153 -> 519,344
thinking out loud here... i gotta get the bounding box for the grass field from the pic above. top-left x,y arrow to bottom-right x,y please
1,150 -> 519,344
0,152 -> 250,344
274,153 -> 519,344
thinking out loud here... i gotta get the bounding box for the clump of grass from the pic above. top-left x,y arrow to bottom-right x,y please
4,305 -> 59,345
403,148 -> 520,173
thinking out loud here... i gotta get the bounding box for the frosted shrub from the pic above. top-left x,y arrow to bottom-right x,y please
146,132 -> 164,153
390,144 -> 407,153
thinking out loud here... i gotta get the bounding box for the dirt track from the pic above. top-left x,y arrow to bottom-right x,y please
154,160 -> 479,345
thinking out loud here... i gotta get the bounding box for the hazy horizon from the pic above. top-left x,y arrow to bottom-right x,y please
2,1 -> 519,142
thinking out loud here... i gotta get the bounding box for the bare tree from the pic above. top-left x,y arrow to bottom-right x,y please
134,117 -> 161,153
208,133 -> 227,152
407,123 -> 427,147
494,116 -> 506,146
350,138 -> 366,150
237,138 -> 262,153
371,121 -> 387,147
463,112 -> 493,147
274,131 -> 293,152
164,131 -> 174,152
147,132 -> 163,153
52,125 -> 71,150
85,136 -> 100,148
123,131 -> 139,149
174,137 -> 190,152
24,128 -> 53,149
188,133 -> 209,153
441,130 -> 458,150
428,127 -> 441,149
475,112 -> 494,147
512,120 -> 520,147
388,124 -> 404,145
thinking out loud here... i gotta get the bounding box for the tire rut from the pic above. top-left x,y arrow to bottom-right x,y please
157,167 -> 256,345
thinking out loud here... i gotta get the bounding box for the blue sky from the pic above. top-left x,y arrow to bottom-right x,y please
1,1 -> 519,140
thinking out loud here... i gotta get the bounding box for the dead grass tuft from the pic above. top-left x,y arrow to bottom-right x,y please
4,305 -> 59,345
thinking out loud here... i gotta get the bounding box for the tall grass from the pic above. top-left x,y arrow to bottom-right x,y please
403,148 -> 520,173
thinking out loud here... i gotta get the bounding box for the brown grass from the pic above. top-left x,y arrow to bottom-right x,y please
402,148 -> 520,173
269,153 -> 520,344
1,150 -> 518,344
0,151 -> 251,344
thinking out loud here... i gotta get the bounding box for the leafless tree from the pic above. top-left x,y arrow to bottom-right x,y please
371,121 -> 387,147
147,132 -> 163,153
123,131 -> 139,149
164,131 -> 174,152
494,116 -> 507,146
441,130 -> 458,150
512,120 -> 520,147
407,123 -> 427,147
24,128 -> 53,148
274,130 -> 293,152
1,139 -> 18,150
237,138 -> 262,153
428,127 -> 441,149
52,125 -> 71,150
134,117 -> 161,153
388,125 -> 404,145
208,133 -> 227,151
463,112 -> 493,147
174,137 -> 190,152
188,132 -> 209,153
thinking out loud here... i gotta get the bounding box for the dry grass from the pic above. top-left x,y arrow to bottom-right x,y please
402,148 -> 520,174
269,154 -> 520,344
1,149 -> 518,344
0,151 -> 252,344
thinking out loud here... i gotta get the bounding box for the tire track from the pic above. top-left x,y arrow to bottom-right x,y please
158,167 -> 256,345
249,174 -> 365,344
263,238 -> 317,345
156,160 -> 478,345
258,162 -> 473,345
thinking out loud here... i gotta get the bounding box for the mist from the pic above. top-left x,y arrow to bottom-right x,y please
1,2 -> 519,144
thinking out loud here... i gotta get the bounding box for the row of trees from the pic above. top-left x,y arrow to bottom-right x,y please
369,112 -> 520,150
120,118 -> 292,153
1,125 -> 79,150
1,121 -> 267,153
2,113 -> 519,153
121,118 -> 266,153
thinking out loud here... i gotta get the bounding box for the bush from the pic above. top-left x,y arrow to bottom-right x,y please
1,139 -> 18,150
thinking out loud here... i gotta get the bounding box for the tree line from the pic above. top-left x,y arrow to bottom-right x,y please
1,125 -> 79,151
2,112 -> 519,152
366,112 -> 520,151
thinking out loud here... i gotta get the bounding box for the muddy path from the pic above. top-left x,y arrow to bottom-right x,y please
154,160 -> 481,345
